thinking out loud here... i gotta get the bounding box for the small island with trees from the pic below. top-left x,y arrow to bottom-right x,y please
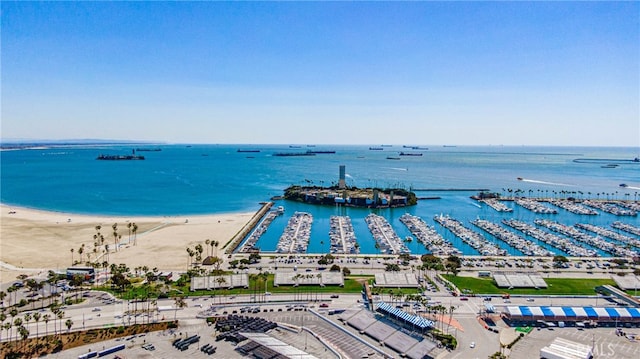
284,185 -> 418,208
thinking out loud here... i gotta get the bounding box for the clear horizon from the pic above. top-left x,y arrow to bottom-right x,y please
2,1 -> 639,147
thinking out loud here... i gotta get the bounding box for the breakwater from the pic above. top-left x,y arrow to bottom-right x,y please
224,202 -> 273,254
413,188 -> 490,192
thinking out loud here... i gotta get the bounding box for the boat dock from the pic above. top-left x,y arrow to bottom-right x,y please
502,219 -> 597,257
480,198 -> 513,212
612,221 -> 640,236
582,200 -> 637,216
471,218 -> 553,257
238,206 -> 284,253
433,214 -> 506,256
225,202 -> 274,254
535,219 -> 637,257
365,214 -> 409,255
413,188 -> 490,192
549,199 -> 598,215
399,213 -> 460,256
275,212 -> 313,254
329,216 -> 359,254
514,198 -> 558,214
575,223 -> 640,249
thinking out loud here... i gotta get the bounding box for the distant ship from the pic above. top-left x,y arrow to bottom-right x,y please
369,147 -> 383,150
273,152 -> 316,157
399,152 -> 423,156
620,183 -> 628,188
135,148 -> 161,152
237,149 -> 260,153
386,156 -> 401,160
306,150 -> 336,154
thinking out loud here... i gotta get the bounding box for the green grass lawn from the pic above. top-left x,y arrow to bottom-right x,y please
100,273 -> 368,300
442,275 -> 617,295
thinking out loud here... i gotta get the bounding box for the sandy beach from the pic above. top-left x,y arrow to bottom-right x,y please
0,203 -> 254,283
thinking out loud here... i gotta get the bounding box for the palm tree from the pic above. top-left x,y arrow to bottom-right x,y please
32,312 -> 41,340
205,239 -> 211,257
56,310 -> 64,336
213,240 -> 219,257
0,312 -> 6,342
9,308 -> 18,340
65,318 -> 73,333
13,318 -> 22,340
78,245 -> 84,264
216,277 -> 227,304
112,223 -> 119,252
447,305 -> 455,333
4,322 -> 12,344
23,313 -> 31,332
6,287 -> 14,307
173,296 -> 186,321
127,222 -> 132,243
186,248 -> 195,268
70,248 -> 74,265
195,244 -> 204,264
127,223 -> 138,245
18,325 -> 29,345
42,314 -> 50,336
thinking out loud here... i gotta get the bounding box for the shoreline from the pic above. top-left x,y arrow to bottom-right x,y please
0,201 -> 254,219
0,203 -> 256,283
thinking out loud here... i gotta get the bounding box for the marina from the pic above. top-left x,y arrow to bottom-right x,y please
502,219 -> 597,257
365,213 -> 409,255
582,200 -> 637,216
575,223 -> 640,249
238,206 -> 284,253
433,214 -> 507,256
480,198 -> 513,212
534,219 -> 638,257
612,221 -> 640,236
3,144 -> 639,258
514,198 -> 558,214
471,218 -> 554,257
399,213 -> 461,256
549,199 -> 598,215
275,212 -> 313,254
329,216 -> 359,254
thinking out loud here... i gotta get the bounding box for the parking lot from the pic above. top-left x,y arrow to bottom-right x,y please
509,326 -> 640,359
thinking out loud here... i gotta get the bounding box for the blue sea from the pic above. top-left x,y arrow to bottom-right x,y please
1,144 -> 639,256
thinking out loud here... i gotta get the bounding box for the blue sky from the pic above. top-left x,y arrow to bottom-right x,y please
2,1 -> 638,146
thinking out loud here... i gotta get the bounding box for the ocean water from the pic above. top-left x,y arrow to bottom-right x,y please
1,144 -> 639,256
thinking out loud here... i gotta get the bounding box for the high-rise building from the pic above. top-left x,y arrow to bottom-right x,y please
339,165 -> 346,189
